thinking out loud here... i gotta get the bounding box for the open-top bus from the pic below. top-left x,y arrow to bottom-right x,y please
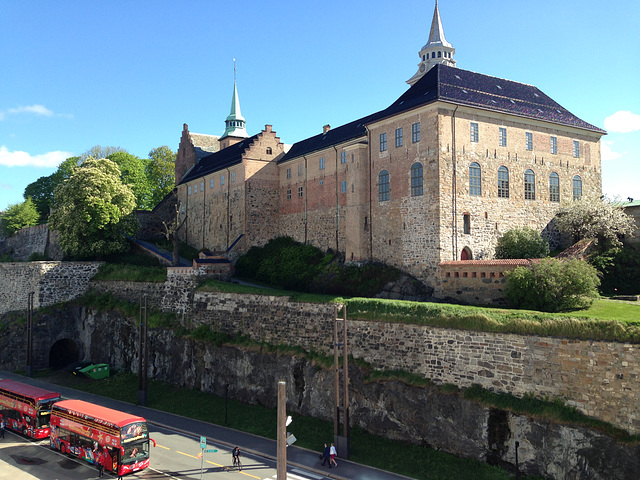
50,399 -> 155,476
0,379 -> 61,439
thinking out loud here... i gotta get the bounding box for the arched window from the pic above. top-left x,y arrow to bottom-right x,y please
379,170 -> 390,202
497,166 -> 509,198
469,162 -> 481,196
572,175 -> 582,201
549,172 -> 560,202
524,169 -> 535,200
411,162 -> 423,196
461,247 -> 472,260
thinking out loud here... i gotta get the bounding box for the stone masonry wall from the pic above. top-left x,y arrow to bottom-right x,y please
0,262 -> 101,315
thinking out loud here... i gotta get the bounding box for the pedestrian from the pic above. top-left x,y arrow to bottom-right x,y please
329,442 -> 338,468
320,443 -> 330,466
95,448 -> 104,477
0,418 -> 5,438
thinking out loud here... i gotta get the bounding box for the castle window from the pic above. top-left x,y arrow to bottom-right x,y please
341,151 -> 346,164
200,182 -> 204,191
470,122 -> 479,143
230,172 -> 235,183
287,189 -> 291,200
412,122 -> 421,143
572,175 -> 582,201
380,132 -> 387,152
469,162 -> 481,196
298,186 -> 304,197
395,127 -> 403,147
549,172 -> 560,202
498,166 -> 509,198
221,175 -> 225,185
526,132 -> 533,151
411,162 -> 423,196
319,157 -> 325,170
298,164 -> 304,176
524,169 -> 535,200
210,178 -> 214,189
463,214 -> 471,234
266,147 -> 272,154
432,52 -> 436,58
341,180 -> 347,193
438,51 -> 442,58
286,167 -> 291,179
378,170 -> 390,202
573,140 -> 580,158
188,186 -> 192,195
550,136 -> 558,154
499,127 -> 507,147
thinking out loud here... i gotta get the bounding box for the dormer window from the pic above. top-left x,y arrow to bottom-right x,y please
432,52 -> 435,58
438,51 -> 442,58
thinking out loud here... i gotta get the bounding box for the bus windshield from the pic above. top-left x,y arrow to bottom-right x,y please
122,439 -> 150,465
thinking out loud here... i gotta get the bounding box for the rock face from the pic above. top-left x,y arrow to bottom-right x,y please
2,305 -> 638,479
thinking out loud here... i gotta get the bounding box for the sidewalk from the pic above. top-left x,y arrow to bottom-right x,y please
0,371 -> 415,480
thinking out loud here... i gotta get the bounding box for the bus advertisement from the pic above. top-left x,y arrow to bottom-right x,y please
0,379 -> 61,439
50,399 -> 155,476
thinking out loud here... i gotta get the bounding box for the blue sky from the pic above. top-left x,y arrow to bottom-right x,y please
1,0 -> 639,212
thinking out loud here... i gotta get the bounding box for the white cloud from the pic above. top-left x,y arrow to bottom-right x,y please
601,140 -> 622,162
7,104 -> 54,117
604,111 -> 640,133
0,146 -> 73,168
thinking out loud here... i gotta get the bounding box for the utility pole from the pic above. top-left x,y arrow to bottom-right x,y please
277,380 -> 287,480
138,295 -> 148,406
26,292 -> 34,377
333,304 -> 350,457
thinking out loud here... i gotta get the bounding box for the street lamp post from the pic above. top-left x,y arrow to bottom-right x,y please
277,380 -> 287,480
26,292 -> 34,377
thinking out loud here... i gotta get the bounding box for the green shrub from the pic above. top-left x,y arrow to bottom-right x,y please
592,244 -> 640,295
494,227 -> 550,259
505,258 -> 600,312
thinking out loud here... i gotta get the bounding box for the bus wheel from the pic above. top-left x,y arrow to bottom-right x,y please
22,428 -> 28,437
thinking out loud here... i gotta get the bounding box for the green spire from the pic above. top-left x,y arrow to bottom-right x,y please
221,60 -> 249,140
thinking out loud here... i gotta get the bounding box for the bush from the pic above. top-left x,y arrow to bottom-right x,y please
494,227 -> 550,259
505,258 -> 600,312
593,244 -> 640,295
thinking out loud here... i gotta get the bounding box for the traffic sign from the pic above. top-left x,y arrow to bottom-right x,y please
200,436 -> 206,449
204,449 -> 218,453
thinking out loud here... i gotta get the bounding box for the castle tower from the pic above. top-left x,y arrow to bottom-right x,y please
220,61 -> 250,149
407,1 -> 456,85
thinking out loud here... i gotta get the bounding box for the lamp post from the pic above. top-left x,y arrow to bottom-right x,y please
277,381 -> 287,480
26,292 -> 34,377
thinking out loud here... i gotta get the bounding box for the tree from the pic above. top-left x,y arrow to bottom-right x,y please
1,197 -> 40,235
79,145 -> 125,164
147,146 -> 176,207
107,151 -> 152,209
504,258 -> 600,312
23,156 -> 80,222
554,195 -> 635,248
49,158 -> 138,258
494,227 -> 550,259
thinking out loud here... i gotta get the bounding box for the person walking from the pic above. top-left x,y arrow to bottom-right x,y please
232,446 -> 241,470
321,443 -> 330,466
95,448 -> 104,477
0,418 -> 5,438
329,443 -> 338,468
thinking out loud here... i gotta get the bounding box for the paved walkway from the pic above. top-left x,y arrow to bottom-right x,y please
1,371 -> 414,480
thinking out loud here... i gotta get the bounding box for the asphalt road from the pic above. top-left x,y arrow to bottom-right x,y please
0,425 -> 328,480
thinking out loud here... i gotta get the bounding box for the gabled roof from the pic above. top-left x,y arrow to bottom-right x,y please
189,132 -> 220,160
279,64 -> 605,163
179,134 -> 258,185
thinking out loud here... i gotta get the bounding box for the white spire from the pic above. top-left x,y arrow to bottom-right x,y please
221,58 -> 249,140
407,1 -> 456,86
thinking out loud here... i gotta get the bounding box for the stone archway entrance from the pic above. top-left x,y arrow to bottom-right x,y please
49,339 -> 80,369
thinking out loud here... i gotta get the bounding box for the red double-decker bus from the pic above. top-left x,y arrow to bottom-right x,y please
0,379 -> 61,439
50,399 -> 155,476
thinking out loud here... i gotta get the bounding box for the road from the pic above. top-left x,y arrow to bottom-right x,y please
0,425 -> 329,480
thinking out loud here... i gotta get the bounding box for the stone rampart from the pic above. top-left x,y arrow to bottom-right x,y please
2,224 -> 63,261
0,261 -> 101,314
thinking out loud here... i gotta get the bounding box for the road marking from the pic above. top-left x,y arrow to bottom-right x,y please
176,450 -> 199,459
291,470 -> 324,480
206,460 -> 224,467
155,444 -> 171,450
148,467 -> 183,479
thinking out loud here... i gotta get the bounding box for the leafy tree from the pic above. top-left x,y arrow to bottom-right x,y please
79,145 -> 125,164
494,227 -> 550,259
49,158 -> 138,258
504,258 -> 600,312
107,151 -> 152,209
23,156 -> 80,222
554,195 -> 635,248
147,146 -> 176,207
1,197 -> 40,235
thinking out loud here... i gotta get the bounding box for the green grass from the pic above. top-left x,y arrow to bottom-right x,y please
39,370 -> 541,479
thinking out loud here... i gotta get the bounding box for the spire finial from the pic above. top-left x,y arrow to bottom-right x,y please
233,58 -> 236,83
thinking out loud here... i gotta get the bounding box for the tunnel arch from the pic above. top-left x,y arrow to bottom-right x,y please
49,338 -> 80,369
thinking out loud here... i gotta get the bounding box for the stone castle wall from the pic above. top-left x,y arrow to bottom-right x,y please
2,224 -> 63,261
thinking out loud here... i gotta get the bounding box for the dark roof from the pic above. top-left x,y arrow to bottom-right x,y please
179,134 -> 258,185
279,64 -> 605,163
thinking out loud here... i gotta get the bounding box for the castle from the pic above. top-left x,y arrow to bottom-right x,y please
173,2 -> 605,286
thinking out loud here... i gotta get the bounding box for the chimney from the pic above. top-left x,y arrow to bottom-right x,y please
323,124 -> 331,134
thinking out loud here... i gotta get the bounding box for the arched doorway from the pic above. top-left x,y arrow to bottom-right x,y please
461,247 -> 473,260
49,339 -> 80,369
